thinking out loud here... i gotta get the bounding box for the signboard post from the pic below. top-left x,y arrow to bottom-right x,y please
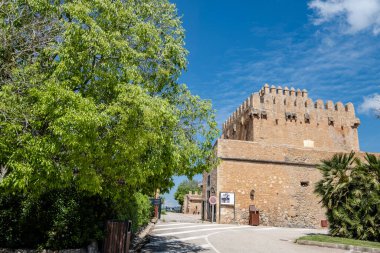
209,196 -> 217,223
149,198 -> 162,219
220,192 -> 235,205
219,192 -> 236,222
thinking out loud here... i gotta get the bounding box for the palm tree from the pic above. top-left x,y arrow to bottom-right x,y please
352,154 -> 380,241
315,152 -> 380,242
315,152 -> 356,238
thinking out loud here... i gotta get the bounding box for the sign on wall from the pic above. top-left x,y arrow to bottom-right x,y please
220,192 -> 235,206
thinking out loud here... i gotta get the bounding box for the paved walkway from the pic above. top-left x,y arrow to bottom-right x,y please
141,218 -> 351,253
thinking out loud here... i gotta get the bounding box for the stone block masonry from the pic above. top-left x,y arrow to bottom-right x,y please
182,191 -> 202,215
203,84 -> 377,228
222,84 -> 360,152
215,139 -> 328,227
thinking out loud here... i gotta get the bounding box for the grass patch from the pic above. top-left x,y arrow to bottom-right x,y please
297,234 -> 380,249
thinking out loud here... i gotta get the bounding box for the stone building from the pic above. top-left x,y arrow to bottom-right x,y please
202,84 -> 365,228
182,191 -> 202,215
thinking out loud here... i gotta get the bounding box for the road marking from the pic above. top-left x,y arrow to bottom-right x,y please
205,232 -> 222,253
155,222 -> 193,227
146,234 -> 211,247
155,225 -> 251,236
146,236 -> 214,246
145,226 -> 277,252
204,227 -> 277,253
154,223 -> 222,231
166,235 -> 208,242
143,242 -> 211,253
253,227 -> 277,231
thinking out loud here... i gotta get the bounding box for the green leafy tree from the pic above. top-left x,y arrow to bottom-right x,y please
315,152 -> 380,242
174,179 -> 201,207
0,0 -> 218,199
0,0 -> 218,248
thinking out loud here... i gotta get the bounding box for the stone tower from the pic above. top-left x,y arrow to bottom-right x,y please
222,84 -> 360,151
202,84 -> 367,228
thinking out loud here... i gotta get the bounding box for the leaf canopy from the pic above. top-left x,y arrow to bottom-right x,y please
0,0 -> 219,200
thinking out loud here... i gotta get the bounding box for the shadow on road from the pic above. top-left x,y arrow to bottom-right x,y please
140,235 -> 208,252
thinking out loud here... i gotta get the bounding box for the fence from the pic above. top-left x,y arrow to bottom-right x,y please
103,220 -> 132,253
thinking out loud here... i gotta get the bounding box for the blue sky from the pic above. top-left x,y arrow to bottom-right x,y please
163,0 -> 380,206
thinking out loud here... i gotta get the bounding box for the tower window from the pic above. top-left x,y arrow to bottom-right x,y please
250,189 -> 255,200
304,113 -> 310,124
328,117 -> 334,126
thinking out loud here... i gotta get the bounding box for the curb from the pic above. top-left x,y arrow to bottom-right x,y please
296,239 -> 380,253
130,218 -> 158,252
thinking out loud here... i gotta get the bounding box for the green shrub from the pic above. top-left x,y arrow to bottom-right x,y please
0,187 -> 154,249
0,190 -> 24,248
315,153 -> 380,242
115,192 -> 153,233
0,187 -> 116,249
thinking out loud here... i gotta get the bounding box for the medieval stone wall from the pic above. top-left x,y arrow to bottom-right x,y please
218,160 -> 325,227
183,191 -> 203,215
213,139 -> 327,227
222,84 -> 360,151
203,85 -> 369,228
210,139 -> 375,228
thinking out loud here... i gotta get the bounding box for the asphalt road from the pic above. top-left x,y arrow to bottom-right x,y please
160,212 -> 202,223
141,214 -> 350,253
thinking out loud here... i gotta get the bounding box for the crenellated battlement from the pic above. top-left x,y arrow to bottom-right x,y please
222,84 -> 360,152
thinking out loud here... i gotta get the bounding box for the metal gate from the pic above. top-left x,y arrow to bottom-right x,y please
103,220 -> 132,253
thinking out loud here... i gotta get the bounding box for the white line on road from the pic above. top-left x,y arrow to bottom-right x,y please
145,235 -> 208,247
155,225 -> 252,237
155,222 -> 193,227
154,223 -> 223,231
166,235 -> 208,242
148,234 -> 210,245
206,235 -> 221,253
151,246 -> 210,253
147,226 -> 278,251
146,240 -> 211,248
204,227 -> 277,253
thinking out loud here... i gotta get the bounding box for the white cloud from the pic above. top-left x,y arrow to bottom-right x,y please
208,29 -> 380,127
309,0 -> 380,35
358,93 -> 380,115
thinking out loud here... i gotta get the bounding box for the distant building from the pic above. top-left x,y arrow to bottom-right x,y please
202,84 -> 372,228
183,191 -> 202,215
